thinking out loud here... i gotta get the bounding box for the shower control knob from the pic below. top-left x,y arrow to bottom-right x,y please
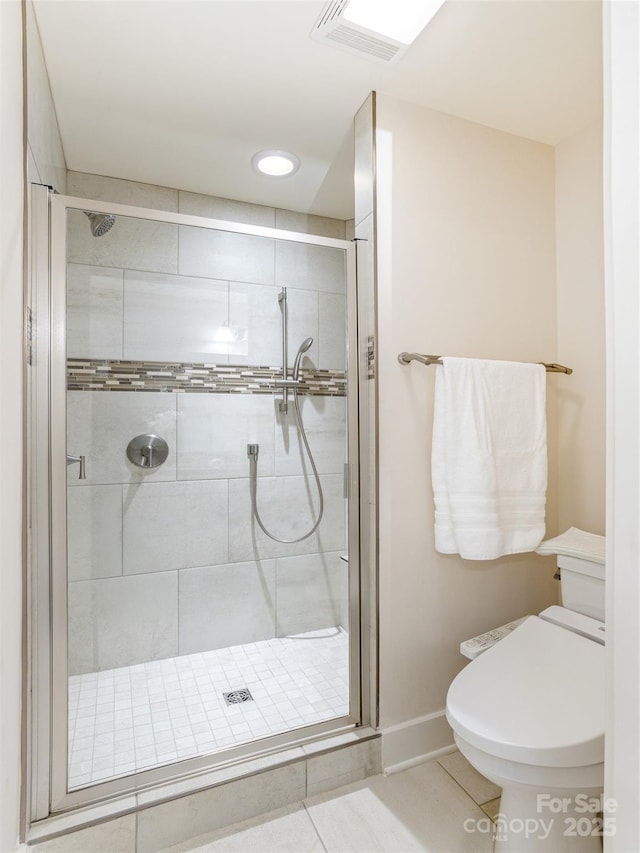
127,434 -> 169,469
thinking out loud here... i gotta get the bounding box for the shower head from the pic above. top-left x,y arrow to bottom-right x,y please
84,211 -> 116,237
292,337 -> 314,380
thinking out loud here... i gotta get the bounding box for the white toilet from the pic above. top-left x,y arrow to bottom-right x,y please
446,554 -> 606,853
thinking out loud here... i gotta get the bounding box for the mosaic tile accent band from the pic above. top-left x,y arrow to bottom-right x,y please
67,359 -> 347,397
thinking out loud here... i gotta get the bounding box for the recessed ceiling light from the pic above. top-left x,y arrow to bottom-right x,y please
342,0 -> 446,45
252,150 -> 300,177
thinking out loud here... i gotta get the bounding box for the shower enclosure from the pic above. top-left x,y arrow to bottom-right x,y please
29,185 -> 362,815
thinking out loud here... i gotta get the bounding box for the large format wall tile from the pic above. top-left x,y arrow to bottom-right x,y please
66,264 -> 124,360
228,283 -> 318,368
123,270 -> 229,363
67,171 -> 179,212
123,480 -> 228,574
276,241 -> 345,295
275,210 -> 346,239
275,396 -> 346,477
29,815 -> 136,853
178,227 -> 275,285
179,192 -> 275,227
68,572 -> 179,674
276,552 -> 347,636
283,289 -> 320,368
67,485 -> 123,581
228,474 -> 346,562
177,394 -> 276,480
67,391 -> 177,485
136,762 -> 306,853
305,739 -> 382,798
228,282 -> 280,367
63,175 -> 352,660
178,560 -> 276,654
67,209 -> 178,275
318,292 -> 346,371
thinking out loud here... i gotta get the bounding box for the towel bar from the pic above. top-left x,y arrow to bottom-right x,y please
397,352 -> 573,374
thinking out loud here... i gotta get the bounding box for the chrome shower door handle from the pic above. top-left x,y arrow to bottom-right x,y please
66,454 -> 86,480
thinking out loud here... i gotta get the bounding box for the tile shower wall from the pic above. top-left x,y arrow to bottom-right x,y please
66,172 -> 349,675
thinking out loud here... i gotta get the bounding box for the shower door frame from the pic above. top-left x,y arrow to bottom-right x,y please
29,185 -> 365,819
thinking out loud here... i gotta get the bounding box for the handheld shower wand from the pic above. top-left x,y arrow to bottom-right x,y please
292,337 -> 313,381
248,336 -> 324,543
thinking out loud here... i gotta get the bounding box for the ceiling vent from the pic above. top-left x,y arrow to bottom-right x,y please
310,0 -> 407,64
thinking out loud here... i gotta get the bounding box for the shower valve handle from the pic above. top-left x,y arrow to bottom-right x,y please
126,434 -> 169,469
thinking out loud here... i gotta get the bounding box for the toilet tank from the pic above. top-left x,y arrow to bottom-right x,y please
558,555 -> 605,621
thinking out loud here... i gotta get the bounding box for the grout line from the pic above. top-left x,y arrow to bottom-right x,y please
120,267 -> 125,360
120,482 -> 125,576
436,757 -> 499,810
134,806 -> 140,853
302,800 -> 330,853
480,796 -> 502,824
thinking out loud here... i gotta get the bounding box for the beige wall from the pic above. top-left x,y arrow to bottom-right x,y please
374,95 -> 561,764
555,121 -> 605,535
25,0 -> 66,191
0,1 -> 25,850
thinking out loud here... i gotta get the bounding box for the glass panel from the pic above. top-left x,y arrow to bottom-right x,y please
65,207 -> 350,790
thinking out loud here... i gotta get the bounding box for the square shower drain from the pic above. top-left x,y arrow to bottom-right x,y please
223,688 -> 253,706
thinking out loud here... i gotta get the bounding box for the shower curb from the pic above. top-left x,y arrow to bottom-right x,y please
26,728 -> 381,848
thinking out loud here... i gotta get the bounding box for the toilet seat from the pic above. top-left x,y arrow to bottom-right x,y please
446,616 -> 604,768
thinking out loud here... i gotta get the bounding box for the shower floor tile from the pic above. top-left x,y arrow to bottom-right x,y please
67,627 -> 349,789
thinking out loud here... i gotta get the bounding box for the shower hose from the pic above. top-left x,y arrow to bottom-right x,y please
248,390 -> 324,543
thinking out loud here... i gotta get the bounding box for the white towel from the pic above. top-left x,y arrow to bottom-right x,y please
432,357 -> 547,560
535,527 -> 605,564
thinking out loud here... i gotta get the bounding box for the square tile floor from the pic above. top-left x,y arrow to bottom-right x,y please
68,627 -> 349,789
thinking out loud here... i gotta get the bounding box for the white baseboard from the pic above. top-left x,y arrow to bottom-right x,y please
381,709 -> 455,774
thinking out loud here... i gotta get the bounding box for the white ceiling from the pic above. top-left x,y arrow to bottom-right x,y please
33,0 -> 602,219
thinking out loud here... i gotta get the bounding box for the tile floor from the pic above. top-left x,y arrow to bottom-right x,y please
32,751 -> 501,853
158,751 -> 502,853
30,752 -> 500,853
68,627 -> 349,789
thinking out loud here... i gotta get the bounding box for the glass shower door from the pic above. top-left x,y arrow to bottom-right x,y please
47,191 -> 359,807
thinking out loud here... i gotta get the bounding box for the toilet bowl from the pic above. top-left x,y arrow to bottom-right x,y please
446,589 -> 606,852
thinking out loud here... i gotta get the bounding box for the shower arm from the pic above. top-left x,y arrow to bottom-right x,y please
278,288 -> 288,414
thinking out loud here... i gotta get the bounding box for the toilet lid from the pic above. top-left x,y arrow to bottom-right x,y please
446,616 -> 604,767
